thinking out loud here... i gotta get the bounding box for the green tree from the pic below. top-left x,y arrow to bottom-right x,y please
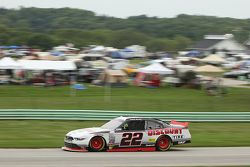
109,29 -> 150,48
1,7 -> 250,51
174,35 -> 193,51
27,34 -> 55,50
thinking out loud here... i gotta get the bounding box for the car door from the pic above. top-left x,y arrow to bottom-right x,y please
114,119 -> 148,147
145,120 -> 165,144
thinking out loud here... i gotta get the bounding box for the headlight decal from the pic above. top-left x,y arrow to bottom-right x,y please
74,137 -> 85,141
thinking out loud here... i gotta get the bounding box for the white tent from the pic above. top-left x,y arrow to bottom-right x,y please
202,54 -> 226,64
175,65 -> 196,73
89,60 -> 108,69
18,60 -> 76,71
77,53 -> 104,59
233,54 -> 250,60
105,47 -> 118,52
138,63 -> 174,75
53,45 -> 69,52
91,46 -> 105,51
194,65 -> 224,72
0,57 -> 22,69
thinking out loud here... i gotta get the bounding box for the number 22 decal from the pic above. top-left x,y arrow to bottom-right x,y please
120,133 -> 143,146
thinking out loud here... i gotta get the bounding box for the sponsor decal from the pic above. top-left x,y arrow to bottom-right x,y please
120,132 -> 143,146
148,138 -> 156,142
173,135 -> 183,139
148,128 -> 182,136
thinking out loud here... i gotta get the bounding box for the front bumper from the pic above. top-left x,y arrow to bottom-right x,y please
62,146 -> 87,152
62,142 -> 88,152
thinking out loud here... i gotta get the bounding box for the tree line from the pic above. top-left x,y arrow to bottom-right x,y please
0,7 -> 250,51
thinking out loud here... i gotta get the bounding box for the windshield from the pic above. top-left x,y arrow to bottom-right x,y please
101,118 -> 124,130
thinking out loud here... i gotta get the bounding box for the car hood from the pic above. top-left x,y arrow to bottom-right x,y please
67,127 -> 110,138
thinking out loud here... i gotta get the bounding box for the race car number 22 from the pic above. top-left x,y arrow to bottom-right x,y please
120,133 -> 143,146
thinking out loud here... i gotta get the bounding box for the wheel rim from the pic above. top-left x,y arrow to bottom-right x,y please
158,137 -> 169,149
91,137 -> 104,150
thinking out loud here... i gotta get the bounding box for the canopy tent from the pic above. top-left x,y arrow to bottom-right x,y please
185,50 -> 201,57
138,63 -> 174,75
0,57 -> 22,69
194,65 -> 224,73
233,54 -> 250,60
123,67 -> 138,74
91,46 -> 106,51
53,45 -> 70,52
89,60 -> 108,69
191,57 -> 201,61
39,55 -> 61,61
18,60 -> 76,71
201,54 -> 226,64
50,51 -> 64,56
176,56 -> 191,62
110,51 -> 134,59
111,60 -> 129,70
106,70 -> 127,76
122,48 -> 134,52
93,69 -> 128,87
105,47 -> 118,52
175,65 -> 196,74
0,46 -> 8,49
239,60 -> 250,68
8,45 -> 22,49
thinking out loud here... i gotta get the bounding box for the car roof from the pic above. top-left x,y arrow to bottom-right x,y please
117,116 -> 163,122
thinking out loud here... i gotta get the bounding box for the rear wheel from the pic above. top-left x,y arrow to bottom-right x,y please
89,136 -> 106,152
156,136 -> 171,151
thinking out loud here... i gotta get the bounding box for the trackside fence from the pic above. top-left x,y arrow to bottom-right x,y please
0,109 -> 250,122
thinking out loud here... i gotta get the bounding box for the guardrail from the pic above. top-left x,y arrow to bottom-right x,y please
0,109 -> 250,122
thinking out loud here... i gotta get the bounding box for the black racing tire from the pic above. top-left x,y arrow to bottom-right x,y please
88,136 -> 106,152
156,135 -> 171,151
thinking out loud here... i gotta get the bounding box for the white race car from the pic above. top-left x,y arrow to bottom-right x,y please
62,116 -> 191,152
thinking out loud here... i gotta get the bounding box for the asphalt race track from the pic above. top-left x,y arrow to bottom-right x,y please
0,147 -> 250,167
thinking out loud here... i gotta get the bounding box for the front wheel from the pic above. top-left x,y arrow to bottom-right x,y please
156,136 -> 171,151
89,136 -> 106,152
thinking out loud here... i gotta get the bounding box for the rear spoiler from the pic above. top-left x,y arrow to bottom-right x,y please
170,120 -> 189,128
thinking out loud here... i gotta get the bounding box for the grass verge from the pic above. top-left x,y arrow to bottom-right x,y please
0,120 -> 249,148
0,85 -> 249,111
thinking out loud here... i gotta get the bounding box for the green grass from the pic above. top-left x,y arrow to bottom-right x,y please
188,122 -> 250,147
0,120 -> 249,148
0,85 -> 249,148
0,85 -> 249,111
0,120 -> 104,148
